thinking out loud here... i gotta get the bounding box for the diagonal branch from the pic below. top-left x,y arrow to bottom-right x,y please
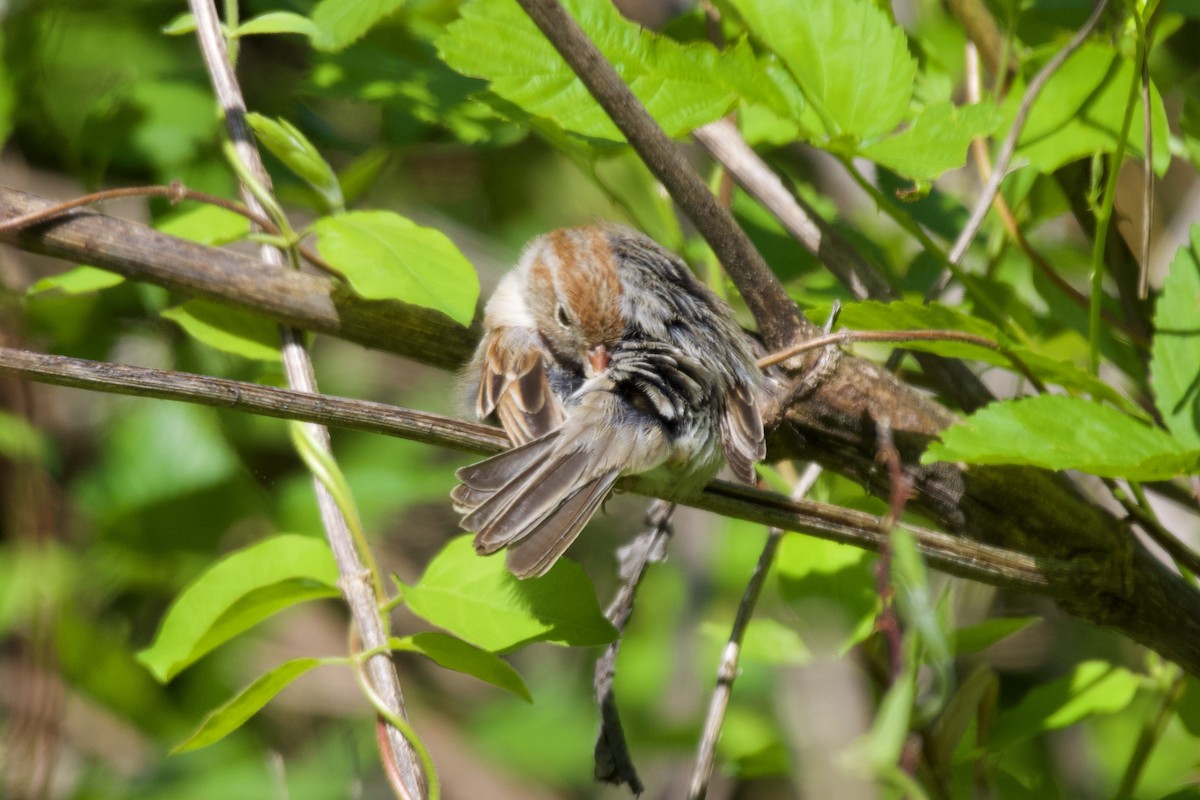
513,0 -> 807,351
189,0 -> 422,794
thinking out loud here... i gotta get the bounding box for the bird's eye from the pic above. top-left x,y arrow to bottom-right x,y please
555,304 -> 572,328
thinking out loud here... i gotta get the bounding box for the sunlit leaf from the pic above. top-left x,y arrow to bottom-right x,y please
28,265 -> 124,296
138,535 -> 339,682
922,395 -> 1200,480
729,0 -> 916,142
1150,226 -> 1200,449
156,204 -> 250,246
161,300 -> 282,362
954,617 -> 1040,655
862,102 -> 1003,180
312,210 -> 479,325
391,632 -> 531,701
989,660 -> 1140,748
235,11 -> 318,39
246,113 -> 343,212
395,536 -> 617,651
1004,42 -> 1170,176
437,0 -> 738,141
776,533 -> 879,653
173,657 -> 331,752
311,0 -> 404,52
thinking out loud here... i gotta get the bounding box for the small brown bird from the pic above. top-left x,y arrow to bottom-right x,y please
454,225 -> 765,577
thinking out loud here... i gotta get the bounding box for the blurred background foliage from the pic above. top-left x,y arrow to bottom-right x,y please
1,0 -> 1199,798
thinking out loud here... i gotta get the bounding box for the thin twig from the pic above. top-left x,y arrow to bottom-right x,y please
188,2 -> 423,796
692,119 -> 996,412
687,464 -> 822,800
0,183 -> 339,278
513,0 -> 807,351
1106,480 -> 1200,577
933,0 -> 1110,297
1138,6 -> 1160,299
593,500 -> 676,794
757,329 -> 1002,369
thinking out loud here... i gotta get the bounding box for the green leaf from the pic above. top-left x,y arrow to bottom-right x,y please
173,657 -> 330,752
866,664 -> 917,768
0,410 -> 53,464
391,632 -> 531,701
28,265 -> 124,296
1180,93 -> 1200,173
311,0 -> 405,52
161,300 -> 282,362
1150,227 -> 1200,449
862,102 -> 1003,180
437,0 -> 738,141
235,11 -> 318,39
156,204 -> 250,246
989,660 -> 1140,748
75,403 -> 240,519
729,0 -> 916,142
1004,43 -> 1170,176
395,535 -> 617,651
922,395 -> 1200,480
312,210 -> 479,326
162,12 -> 197,35
953,617 -> 1040,655
776,533 -> 879,653
138,535 -> 339,682
245,113 -> 343,212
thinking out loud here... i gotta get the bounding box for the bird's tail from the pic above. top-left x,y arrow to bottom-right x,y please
452,433 -> 620,578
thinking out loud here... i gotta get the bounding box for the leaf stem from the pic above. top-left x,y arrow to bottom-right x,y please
1089,8 -> 1144,375
1115,665 -> 1185,799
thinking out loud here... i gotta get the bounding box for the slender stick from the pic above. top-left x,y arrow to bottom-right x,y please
593,500 -> 676,794
513,0 -> 807,351
0,182 -> 339,277
687,464 -> 823,800
934,0 -> 1110,296
187,2 -> 423,796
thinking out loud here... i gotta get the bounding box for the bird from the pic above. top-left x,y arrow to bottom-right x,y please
453,225 -> 765,578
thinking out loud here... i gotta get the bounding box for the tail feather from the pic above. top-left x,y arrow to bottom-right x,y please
505,471 -> 620,578
454,432 -> 618,574
465,447 -> 591,551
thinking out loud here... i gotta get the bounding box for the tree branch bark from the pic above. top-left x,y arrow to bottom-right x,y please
5,183 -> 1200,673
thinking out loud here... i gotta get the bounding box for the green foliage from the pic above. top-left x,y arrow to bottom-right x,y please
989,661 -> 1142,749
161,300 -> 283,362
27,265 -> 126,296
391,632 -> 531,701
923,395 -> 1200,479
1004,42 -> 1170,176
395,535 -> 617,651
437,0 -> 765,141
5,0 -> 1200,796
138,534 -> 339,683
246,113 -> 345,213
173,657 -> 334,752
1150,227 -> 1200,449
312,210 -> 479,325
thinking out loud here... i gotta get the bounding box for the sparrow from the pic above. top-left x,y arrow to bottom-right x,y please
453,225 -> 765,578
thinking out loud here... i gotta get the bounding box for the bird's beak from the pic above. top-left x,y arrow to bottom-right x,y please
586,343 -> 609,375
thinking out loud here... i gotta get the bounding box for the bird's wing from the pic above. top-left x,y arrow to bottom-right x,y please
719,379 -> 765,485
475,326 -> 565,446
